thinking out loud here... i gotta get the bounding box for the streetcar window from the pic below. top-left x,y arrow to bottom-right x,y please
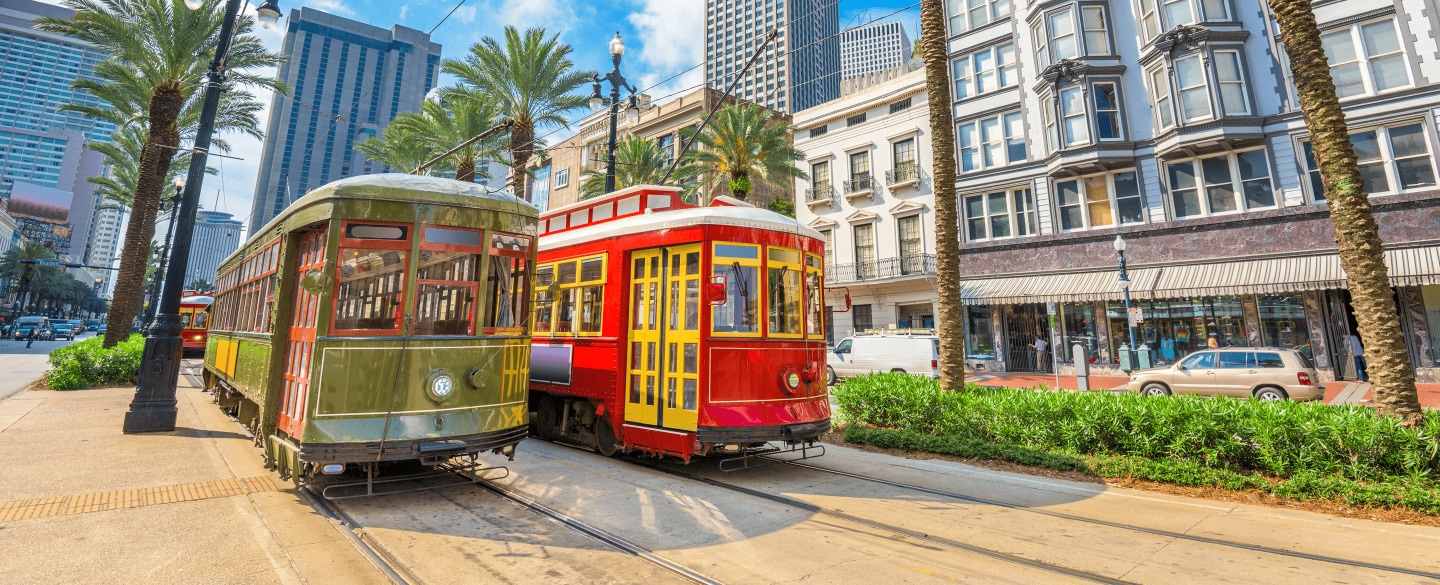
534,254 -> 605,337
415,251 -> 479,335
712,243 -> 760,335
485,255 -> 528,333
346,224 -> 408,240
424,226 -> 481,247
806,253 -> 824,339
333,248 -> 407,333
534,266 -> 554,333
767,247 -> 802,336
193,311 -> 209,329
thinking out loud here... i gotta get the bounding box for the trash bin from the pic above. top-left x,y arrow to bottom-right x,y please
1118,343 -> 1133,373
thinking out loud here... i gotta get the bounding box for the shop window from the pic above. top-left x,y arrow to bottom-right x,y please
1166,148 -> 1275,218
959,111 -> 1024,172
767,247 -> 803,337
1055,170 -> 1143,231
1424,286 -> 1440,364
964,305 -> 995,358
952,42 -> 1017,100
1322,19 -> 1410,99
1059,303 -> 1097,363
1259,294 -> 1311,360
712,243 -> 760,335
1301,123 -> 1436,201
1108,297 -> 1245,365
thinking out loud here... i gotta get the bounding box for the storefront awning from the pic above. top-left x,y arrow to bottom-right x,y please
960,268 -> 1160,305
961,245 -> 1440,305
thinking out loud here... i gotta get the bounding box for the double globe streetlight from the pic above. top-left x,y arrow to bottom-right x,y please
125,0 -> 283,433
588,33 -> 641,195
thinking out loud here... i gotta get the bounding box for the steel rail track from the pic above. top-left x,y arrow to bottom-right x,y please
773,458 -> 1440,581
627,458 -> 1137,585
444,465 -> 726,585
299,486 -> 423,585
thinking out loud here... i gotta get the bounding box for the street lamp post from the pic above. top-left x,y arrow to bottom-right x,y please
588,33 -> 640,195
124,0 -> 282,433
145,177 -> 185,326
1114,235 -> 1140,363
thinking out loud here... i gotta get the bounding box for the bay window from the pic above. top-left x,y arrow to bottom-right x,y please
1150,49 -> 1251,129
1082,6 -> 1108,55
1050,10 -> 1078,61
1174,55 -> 1210,122
959,111 -> 1025,172
947,0 -> 1012,35
1036,5 -> 1111,65
1060,86 -> 1088,147
1139,0 -> 1231,42
1302,123 -> 1437,200
1165,148 -> 1275,218
1049,82 -> 1124,150
1322,19 -> 1410,99
964,187 -> 1036,241
1214,51 -> 1249,115
952,42 -> 1017,100
1150,67 -> 1174,129
1055,170 -> 1144,231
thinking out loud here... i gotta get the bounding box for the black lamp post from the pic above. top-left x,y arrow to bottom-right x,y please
588,32 -> 641,194
1114,235 -> 1139,360
145,176 -> 185,326
124,0 -> 282,433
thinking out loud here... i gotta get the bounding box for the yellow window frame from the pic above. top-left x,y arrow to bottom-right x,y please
766,246 -> 805,339
805,252 -> 826,340
711,242 -> 763,337
533,253 -> 608,337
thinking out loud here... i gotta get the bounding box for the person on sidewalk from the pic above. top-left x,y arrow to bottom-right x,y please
25,326 -> 36,348
1032,337 -> 1048,371
1345,333 -> 1367,382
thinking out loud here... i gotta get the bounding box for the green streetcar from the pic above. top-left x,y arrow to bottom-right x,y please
203,174 -> 537,484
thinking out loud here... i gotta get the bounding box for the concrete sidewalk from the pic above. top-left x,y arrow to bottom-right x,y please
0,367 -> 387,585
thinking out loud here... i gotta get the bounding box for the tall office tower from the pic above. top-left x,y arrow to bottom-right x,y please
183,210 -> 241,289
88,206 -> 121,296
839,20 -> 910,80
248,8 -> 441,233
704,0 -> 839,114
0,0 -> 115,267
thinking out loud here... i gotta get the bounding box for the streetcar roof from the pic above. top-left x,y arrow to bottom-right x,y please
539,204 -> 823,252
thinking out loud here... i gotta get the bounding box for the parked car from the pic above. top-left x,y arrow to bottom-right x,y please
12,316 -> 50,340
50,321 -> 78,340
828,333 -> 940,385
1128,347 -> 1324,401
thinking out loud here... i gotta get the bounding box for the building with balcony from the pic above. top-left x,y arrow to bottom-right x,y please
943,0 -> 1440,382
527,88 -> 787,210
794,63 -> 933,343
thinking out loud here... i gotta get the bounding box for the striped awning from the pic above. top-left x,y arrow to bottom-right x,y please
961,245 -> 1440,305
960,268 -> 1160,305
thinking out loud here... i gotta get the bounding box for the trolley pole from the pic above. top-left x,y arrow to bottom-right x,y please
125,0 -> 283,432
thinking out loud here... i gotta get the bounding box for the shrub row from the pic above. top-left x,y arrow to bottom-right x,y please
832,373 -> 1440,485
46,334 -> 145,390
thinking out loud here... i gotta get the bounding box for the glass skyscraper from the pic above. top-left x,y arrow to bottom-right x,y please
704,0 -> 839,114
248,8 -> 442,233
0,0 -> 118,277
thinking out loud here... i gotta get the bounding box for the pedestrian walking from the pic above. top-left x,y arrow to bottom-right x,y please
25,326 -> 35,348
1032,337 -> 1048,371
1345,333 -> 1367,382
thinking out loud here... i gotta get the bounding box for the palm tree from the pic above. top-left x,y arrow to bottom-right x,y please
578,135 -> 700,199
38,0 -> 284,347
354,124 -> 435,175
386,86 -> 507,182
1,242 -> 57,314
89,125 -> 206,213
917,0 -> 966,391
1268,0 -> 1423,426
443,26 -> 592,197
680,103 -> 807,201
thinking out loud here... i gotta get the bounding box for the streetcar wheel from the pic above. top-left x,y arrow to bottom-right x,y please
533,396 -> 558,441
595,416 -> 619,457
826,366 -> 838,386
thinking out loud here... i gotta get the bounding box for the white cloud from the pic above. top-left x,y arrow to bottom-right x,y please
627,0 -> 705,101
306,0 -> 355,17
398,5 -> 409,23
452,5 -> 476,25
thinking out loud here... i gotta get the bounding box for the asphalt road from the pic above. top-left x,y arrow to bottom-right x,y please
0,330 -> 92,401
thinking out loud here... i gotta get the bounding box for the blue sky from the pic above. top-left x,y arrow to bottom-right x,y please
119,0 -> 922,230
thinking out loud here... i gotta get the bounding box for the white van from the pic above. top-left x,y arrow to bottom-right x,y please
828,333 -> 940,384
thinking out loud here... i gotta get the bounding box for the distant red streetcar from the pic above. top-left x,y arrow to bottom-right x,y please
528,185 -> 831,463
180,291 -> 213,353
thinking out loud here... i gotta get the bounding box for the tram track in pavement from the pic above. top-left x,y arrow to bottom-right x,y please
766,457 -> 1440,581
299,486 -> 424,585
624,457 -> 1138,585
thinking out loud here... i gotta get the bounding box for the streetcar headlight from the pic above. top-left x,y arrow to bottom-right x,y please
787,372 -> 801,390
425,369 -> 456,403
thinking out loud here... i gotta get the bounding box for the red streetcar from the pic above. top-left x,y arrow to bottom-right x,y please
180,291 -> 214,353
528,185 -> 831,463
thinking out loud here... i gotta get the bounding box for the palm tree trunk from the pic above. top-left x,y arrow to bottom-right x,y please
920,0 -> 966,391
104,88 -> 183,347
509,121 -> 534,198
1269,0 -> 1422,425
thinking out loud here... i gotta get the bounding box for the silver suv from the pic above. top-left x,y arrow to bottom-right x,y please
1128,347 -> 1325,401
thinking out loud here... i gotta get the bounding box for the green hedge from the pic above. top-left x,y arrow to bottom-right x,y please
46,334 -> 145,390
834,373 -> 1440,513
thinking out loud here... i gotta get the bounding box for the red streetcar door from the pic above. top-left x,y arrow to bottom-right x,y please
624,249 -> 663,426
278,228 -> 326,439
